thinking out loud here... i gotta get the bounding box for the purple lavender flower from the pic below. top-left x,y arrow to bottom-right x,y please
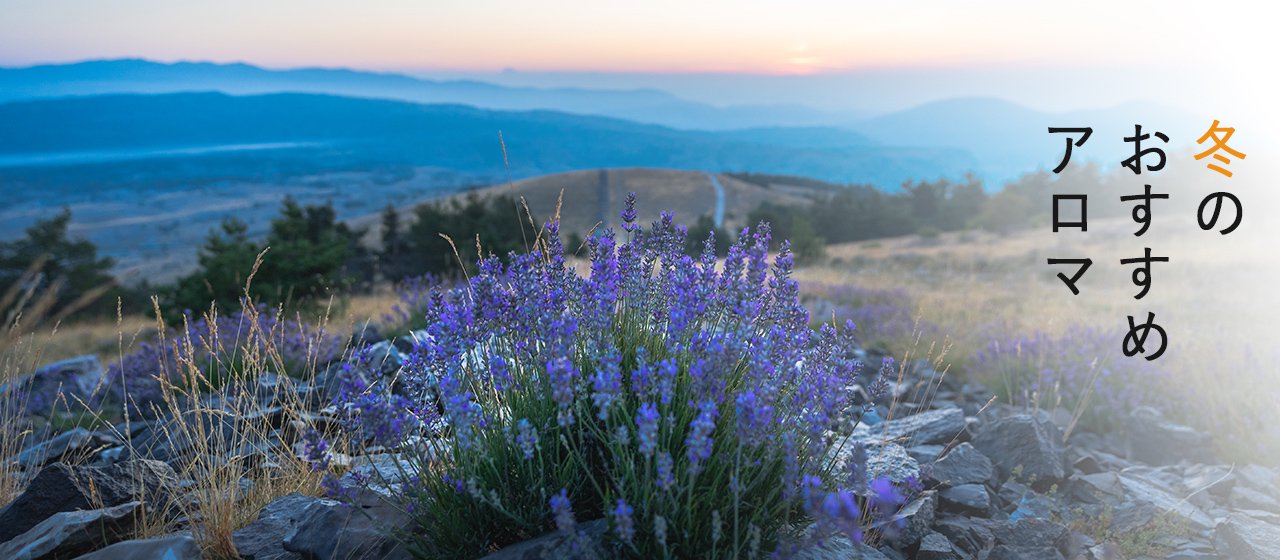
550,489 -> 576,534
611,498 -> 635,542
548,356 -> 578,427
685,399 -> 718,474
591,347 -> 623,420
620,191 -> 639,231
515,418 -> 538,460
656,451 -> 675,491
635,402 -> 660,458
301,427 -> 330,472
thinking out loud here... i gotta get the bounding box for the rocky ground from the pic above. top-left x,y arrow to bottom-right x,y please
1,342 -> 1278,559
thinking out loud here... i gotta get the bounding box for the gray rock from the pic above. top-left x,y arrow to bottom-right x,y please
972,414 -> 1067,486
1074,472 -> 1125,504
928,443 -> 993,486
233,493 -> 317,560
882,491 -> 936,546
0,501 -> 138,560
339,453 -> 419,499
1181,463 -> 1235,500
907,444 -> 945,464
478,519 -> 607,560
16,428 -> 118,469
792,534 -> 891,560
282,489 -> 412,560
73,534 -> 202,560
1214,513 -> 1280,560
1231,485 -> 1280,513
1237,465 -> 1280,499
991,518 -> 1069,559
865,443 -> 920,485
939,484 -> 990,514
1118,473 -> 1215,531
917,531 -> 960,560
1007,489 -> 1060,522
989,543 -> 1066,560
1109,502 -> 1156,533
0,460 -> 176,543
1125,407 -> 1214,465
873,408 -> 967,446
1072,452 -> 1103,475
933,516 -> 995,557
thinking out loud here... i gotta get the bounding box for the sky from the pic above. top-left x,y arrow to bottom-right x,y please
0,0 -> 1275,118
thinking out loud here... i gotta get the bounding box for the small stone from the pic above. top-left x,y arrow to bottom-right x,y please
928,443 -> 993,486
939,484 -> 990,514
865,443 -> 921,485
884,491 -> 936,546
933,516 -> 995,557
917,531 -> 960,560
907,444 -> 945,464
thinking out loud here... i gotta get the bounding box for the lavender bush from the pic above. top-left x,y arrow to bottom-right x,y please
973,325 -> 1170,432
328,195 -> 908,558
800,283 -> 935,353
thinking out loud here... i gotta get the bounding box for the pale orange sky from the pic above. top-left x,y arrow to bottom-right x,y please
0,0 -> 1266,74
1,0 -> 1275,127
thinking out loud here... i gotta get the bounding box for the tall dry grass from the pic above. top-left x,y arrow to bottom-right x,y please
800,215 -> 1280,464
2,252 -> 357,558
97,254 -> 351,558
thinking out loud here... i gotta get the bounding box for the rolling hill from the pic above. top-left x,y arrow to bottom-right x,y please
352,168 -> 819,243
0,59 -> 845,130
0,91 -> 977,200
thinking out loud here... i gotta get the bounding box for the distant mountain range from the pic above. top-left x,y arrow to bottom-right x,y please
0,59 -> 846,131
0,92 -> 978,199
0,59 -> 1205,191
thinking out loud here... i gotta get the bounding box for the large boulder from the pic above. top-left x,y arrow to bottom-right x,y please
282,489 -> 412,560
233,493 -> 317,560
16,428 -> 119,469
971,414 -> 1067,486
0,460 -> 176,543
1125,407 -> 1215,465
73,534 -> 202,560
0,501 -> 139,560
1214,513 -> 1280,560
855,408 -> 967,447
